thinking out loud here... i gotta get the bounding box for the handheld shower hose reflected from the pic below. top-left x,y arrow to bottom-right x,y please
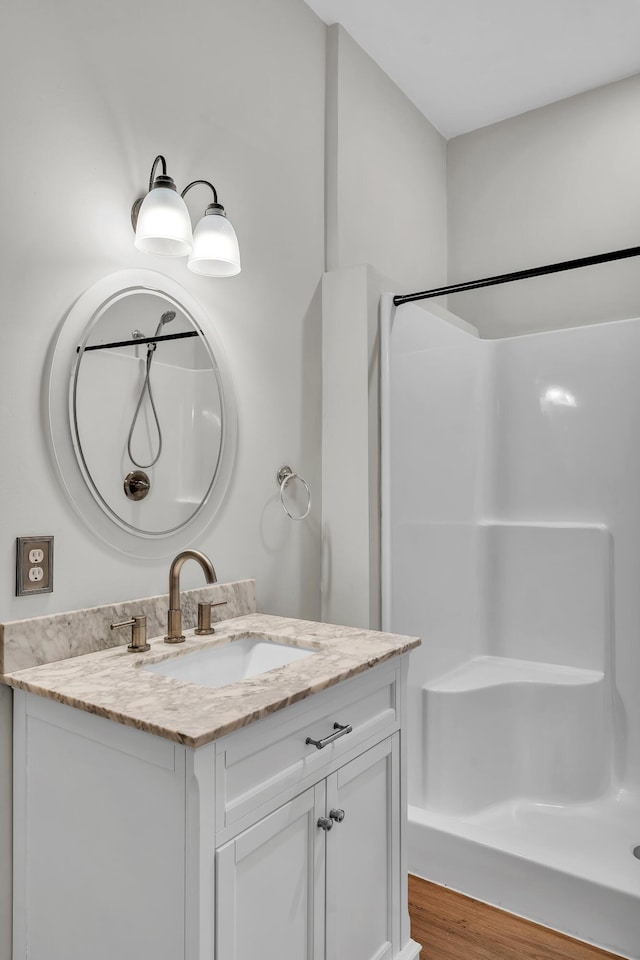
127,311 -> 176,469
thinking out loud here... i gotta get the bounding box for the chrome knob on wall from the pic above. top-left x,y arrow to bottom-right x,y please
123,470 -> 151,501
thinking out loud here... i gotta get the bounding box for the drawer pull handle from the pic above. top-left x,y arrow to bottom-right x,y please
306,722 -> 353,750
317,817 -> 333,831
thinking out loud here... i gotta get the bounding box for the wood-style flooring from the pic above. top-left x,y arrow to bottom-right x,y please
408,875 -> 626,960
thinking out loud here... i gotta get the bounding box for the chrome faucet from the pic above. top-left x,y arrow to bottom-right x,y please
165,549 -> 217,643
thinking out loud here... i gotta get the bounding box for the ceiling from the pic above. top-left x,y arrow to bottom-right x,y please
303,0 -> 640,138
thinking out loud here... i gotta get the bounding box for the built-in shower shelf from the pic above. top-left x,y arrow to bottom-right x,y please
427,655 -> 604,692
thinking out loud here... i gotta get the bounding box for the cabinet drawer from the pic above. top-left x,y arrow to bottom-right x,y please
215,661 -> 400,835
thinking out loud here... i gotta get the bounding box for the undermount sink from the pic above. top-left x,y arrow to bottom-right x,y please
142,635 -> 315,689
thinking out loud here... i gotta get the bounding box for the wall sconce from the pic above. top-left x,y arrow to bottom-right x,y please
131,155 -> 241,277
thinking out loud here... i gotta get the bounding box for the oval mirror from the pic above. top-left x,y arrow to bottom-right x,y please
46,270 -> 237,557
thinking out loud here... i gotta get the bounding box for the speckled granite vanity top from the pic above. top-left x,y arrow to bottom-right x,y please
0,580 -> 419,747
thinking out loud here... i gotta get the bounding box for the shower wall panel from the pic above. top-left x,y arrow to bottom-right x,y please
385,303 -> 487,802
387,304 -> 488,681
490,320 -> 640,791
479,522 -> 611,670
386,308 -> 640,801
383,302 -> 640,957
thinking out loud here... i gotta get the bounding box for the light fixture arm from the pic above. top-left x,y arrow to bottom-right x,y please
181,180 -> 219,206
148,155 -> 168,191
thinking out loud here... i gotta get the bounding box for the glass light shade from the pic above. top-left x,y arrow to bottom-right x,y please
134,187 -> 193,257
187,211 -> 241,277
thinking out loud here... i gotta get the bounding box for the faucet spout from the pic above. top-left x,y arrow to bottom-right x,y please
165,549 -> 217,643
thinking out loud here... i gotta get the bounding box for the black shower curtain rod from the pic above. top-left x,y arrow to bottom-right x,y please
76,330 -> 199,353
392,244 -> 640,307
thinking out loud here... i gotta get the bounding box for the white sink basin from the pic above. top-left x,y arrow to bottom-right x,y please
142,635 -> 315,689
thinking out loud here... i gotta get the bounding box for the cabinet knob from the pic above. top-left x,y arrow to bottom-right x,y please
329,808 -> 345,823
317,817 -> 334,832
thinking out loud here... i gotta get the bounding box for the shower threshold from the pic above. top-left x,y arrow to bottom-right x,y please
408,791 -> 640,959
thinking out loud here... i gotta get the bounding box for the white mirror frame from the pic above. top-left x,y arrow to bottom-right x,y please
45,269 -> 238,558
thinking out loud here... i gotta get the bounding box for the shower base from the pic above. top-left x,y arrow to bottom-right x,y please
408,791 -> 640,959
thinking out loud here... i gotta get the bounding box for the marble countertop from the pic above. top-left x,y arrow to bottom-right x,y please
1,613 -> 420,747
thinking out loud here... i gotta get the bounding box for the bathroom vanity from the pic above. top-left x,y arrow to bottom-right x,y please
2,583 -> 420,960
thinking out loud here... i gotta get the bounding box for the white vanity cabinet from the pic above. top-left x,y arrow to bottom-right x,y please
216,736 -> 399,960
13,656 -> 418,960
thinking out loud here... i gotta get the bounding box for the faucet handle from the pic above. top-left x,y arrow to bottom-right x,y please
111,615 -> 150,653
194,599 -> 228,635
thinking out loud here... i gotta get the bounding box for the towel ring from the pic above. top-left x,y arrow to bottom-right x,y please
277,465 -> 311,521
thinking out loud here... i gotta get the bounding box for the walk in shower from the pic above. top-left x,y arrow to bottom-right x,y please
381,295 -> 640,959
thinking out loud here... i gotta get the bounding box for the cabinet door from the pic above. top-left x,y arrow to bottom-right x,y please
216,783 -> 325,960
325,735 -> 400,960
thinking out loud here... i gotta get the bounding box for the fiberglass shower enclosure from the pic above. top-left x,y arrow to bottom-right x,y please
381,297 -> 640,959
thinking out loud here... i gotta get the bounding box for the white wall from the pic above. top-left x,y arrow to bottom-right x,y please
0,0 -> 326,954
325,25 -> 448,294
448,74 -> 640,337
321,265 -> 383,628
0,0 -> 326,622
321,28 -> 448,630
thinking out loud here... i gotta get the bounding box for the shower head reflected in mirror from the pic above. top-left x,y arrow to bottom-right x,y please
153,310 -> 176,340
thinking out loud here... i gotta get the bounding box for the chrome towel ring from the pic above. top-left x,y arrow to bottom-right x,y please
277,465 -> 311,521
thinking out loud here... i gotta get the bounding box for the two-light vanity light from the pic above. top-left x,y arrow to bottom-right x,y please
131,155 -> 241,277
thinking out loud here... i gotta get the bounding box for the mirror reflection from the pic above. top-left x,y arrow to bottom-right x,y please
72,288 -> 224,536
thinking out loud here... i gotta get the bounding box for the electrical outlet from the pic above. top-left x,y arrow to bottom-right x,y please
16,536 -> 54,596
